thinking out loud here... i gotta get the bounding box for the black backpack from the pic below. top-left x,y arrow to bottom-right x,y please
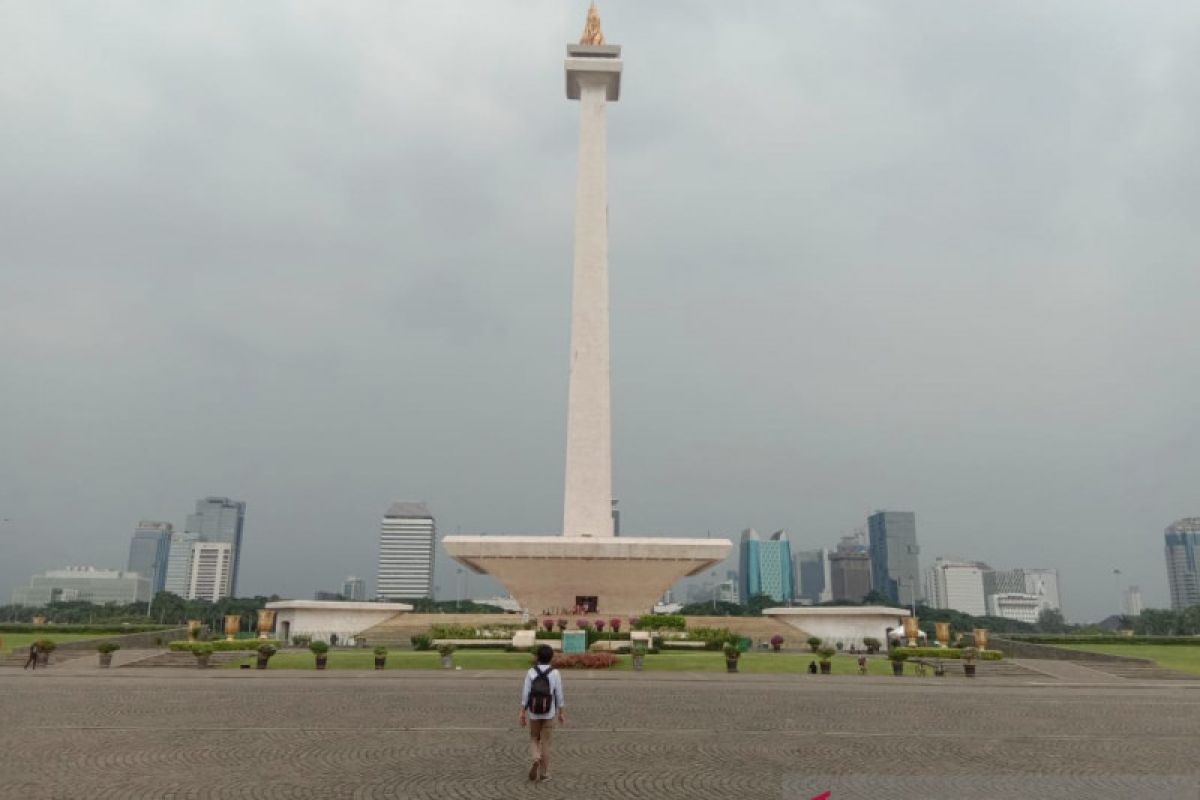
527,665 -> 554,714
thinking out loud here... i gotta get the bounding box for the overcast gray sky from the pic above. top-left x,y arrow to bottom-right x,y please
2,1 -> 1198,621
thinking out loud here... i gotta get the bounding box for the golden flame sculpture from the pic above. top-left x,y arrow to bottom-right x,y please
579,2 -> 605,45
256,609 -> 276,639
973,628 -> 989,651
224,614 -> 241,641
935,622 -> 950,647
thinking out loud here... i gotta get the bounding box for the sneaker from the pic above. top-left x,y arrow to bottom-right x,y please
539,774 -> 551,782
528,762 -> 539,781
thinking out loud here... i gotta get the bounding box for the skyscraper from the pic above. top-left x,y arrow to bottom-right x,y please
1165,518 -> 1200,610
739,529 -> 793,604
185,497 -> 247,595
186,541 -> 233,602
924,558 -> 988,616
162,530 -> 200,596
984,567 -> 1061,613
1123,585 -> 1143,617
868,511 -> 922,607
377,502 -> 436,600
793,549 -> 831,604
829,551 -> 872,603
342,576 -> 366,601
126,521 -> 173,594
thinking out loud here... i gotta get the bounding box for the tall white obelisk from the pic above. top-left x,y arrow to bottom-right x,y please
562,5 -> 622,539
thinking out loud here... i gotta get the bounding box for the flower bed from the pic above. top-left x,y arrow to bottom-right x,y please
549,652 -> 617,669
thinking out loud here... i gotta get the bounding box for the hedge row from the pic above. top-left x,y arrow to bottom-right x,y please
549,652 -> 617,669
632,614 -> 686,631
0,623 -> 173,634
169,640 -> 281,652
891,647 -> 1003,661
1002,634 -> 1200,646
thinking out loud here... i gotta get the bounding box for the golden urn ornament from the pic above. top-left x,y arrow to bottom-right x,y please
973,628 -> 989,651
902,617 -> 919,647
256,609 -> 276,639
935,622 -> 950,647
187,619 -> 202,641
224,614 -> 241,641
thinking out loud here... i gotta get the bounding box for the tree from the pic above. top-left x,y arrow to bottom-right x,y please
861,590 -> 890,606
1035,607 -> 1067,634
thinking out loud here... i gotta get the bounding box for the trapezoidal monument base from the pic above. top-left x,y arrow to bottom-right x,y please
442,536 -> 731,617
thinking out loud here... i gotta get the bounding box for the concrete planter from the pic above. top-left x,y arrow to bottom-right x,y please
632,655 -> 644,672
256,656 -> 270,670
891,661 -> 904,676
98,653 -> 113,668
374,657 -> 386,670
37,653 -> 50,667
440,656 -> 454,670
194,654 -> 210,668
315,655 -> 328,671
963,663 -> 976,677
725,658 -> 738,673
819,661 -> 832,675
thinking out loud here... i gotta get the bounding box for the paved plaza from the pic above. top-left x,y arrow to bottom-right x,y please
3,669 -> 1200,799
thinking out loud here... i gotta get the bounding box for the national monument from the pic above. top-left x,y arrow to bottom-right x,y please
442,6 -> 732,616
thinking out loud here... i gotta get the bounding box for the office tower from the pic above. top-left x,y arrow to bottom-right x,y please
162,530 -> 200,596
377,502 -> 436,600
12,567 -> 150,606
984,567 -> 1061,613
127,521 -> 173,594
794,549 -> 832,604
985,592 -> 1042,623
1122,585 -> 1143,617
185,541 -> 233,602
185,497 -> 247,595
867,511 -> 921,607
924,558 -> 988,616
739,529 -> 793,604
342,576 -> 366,601
829,550 -> 873,603
1165,518 -> 1200,610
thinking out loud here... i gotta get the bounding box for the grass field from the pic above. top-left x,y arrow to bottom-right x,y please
2,633 -> 111,655
1058,644 -> 1200,676
226,649 -> 920,676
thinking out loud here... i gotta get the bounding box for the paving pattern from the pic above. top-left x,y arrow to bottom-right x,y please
3,670 -> 1200,799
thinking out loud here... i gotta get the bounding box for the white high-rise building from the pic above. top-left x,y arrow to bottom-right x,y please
984,567 -> 1061,614
163,531 -> 200,596
924,558 -> 988,616
377,502 -> 436,600
186,541 -> 233,602
986,592 -> 1042,624
342,576 -> 366,601
1123,585 -> 1144,617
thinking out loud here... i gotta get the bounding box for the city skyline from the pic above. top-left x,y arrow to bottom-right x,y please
4,2 -> 1199,620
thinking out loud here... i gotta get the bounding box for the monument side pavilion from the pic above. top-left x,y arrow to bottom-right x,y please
442,6 -> 731,617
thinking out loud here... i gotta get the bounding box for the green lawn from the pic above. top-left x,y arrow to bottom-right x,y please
3,632 -> 113,655
1058,644 -> 1200,676
227,649 -> 921,676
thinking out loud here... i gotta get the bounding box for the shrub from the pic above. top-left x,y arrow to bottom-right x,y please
817,647 -> 836,661
292,635 -> 312,647
890,647 -> 1002,661
888,650 -> 909,662
373,646 -> 387,657
594,619 -> 605,632
170,640 -> 281,652
191,644 -> 214,658
534,630 -> 562,640
807,636 -> 822,653
634,614 -> 686,631
309,641 -> 330,655
542,619 -> 554,632
257,644 -> 277,657
722,642 -> 741,659
429,624 -> 478,639
437,643 -> 456,658
96,642 -> 121,654
410,634 -> 432,651
549,652 -> 616,669
770,634 -> 784,651
862,637 -> 882,654
629,616 -> 641,629
688,627 -> 739,650
36,639 -> 57,653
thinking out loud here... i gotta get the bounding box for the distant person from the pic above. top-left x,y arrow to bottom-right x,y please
807,660 -> 817,674
519,644 -> 565,782
24,641 -> 38,670
857,655 -> 868,675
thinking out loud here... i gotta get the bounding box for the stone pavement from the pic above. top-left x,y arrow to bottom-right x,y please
2,669 -> 1200,799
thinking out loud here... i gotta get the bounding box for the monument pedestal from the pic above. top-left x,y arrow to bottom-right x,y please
443,536 -> 729,617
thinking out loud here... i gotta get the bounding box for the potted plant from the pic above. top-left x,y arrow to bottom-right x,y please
192,643 -> 214,668
770,634 -> 784,653
555,618 -> 568,632
723,642 -> 741,673
888,650 -> 908,676
309,640 -> 330,670
609,617 -> 622,634
374,646 -> 387,670
806,636 -> 822,653
187,619 -> 202,641
36,639 -> 55,666
97,641 -> 121,667
631,642 -> 647,671
256,643 -> 277,670
594,619 -> 606,633
438,643 -> 456,669
629,616 -> 641,630
862,637 -> 881,655
542,618 -> 555,633
961,646 -> 978,677
817,646 -> 836,674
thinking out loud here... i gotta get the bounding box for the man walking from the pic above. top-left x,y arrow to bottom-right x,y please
519,644 -> 565,782
24,641 -> 38,670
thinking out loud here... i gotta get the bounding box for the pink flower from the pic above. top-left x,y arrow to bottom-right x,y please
609,618 -> 621,633
542,619 -> 554,632
594,619 -> 606,632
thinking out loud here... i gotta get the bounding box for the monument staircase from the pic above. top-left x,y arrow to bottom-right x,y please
1,648 -> 92,668
119,650 -> 247,669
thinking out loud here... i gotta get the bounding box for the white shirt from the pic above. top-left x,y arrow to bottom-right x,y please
520,665 -> 565,721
